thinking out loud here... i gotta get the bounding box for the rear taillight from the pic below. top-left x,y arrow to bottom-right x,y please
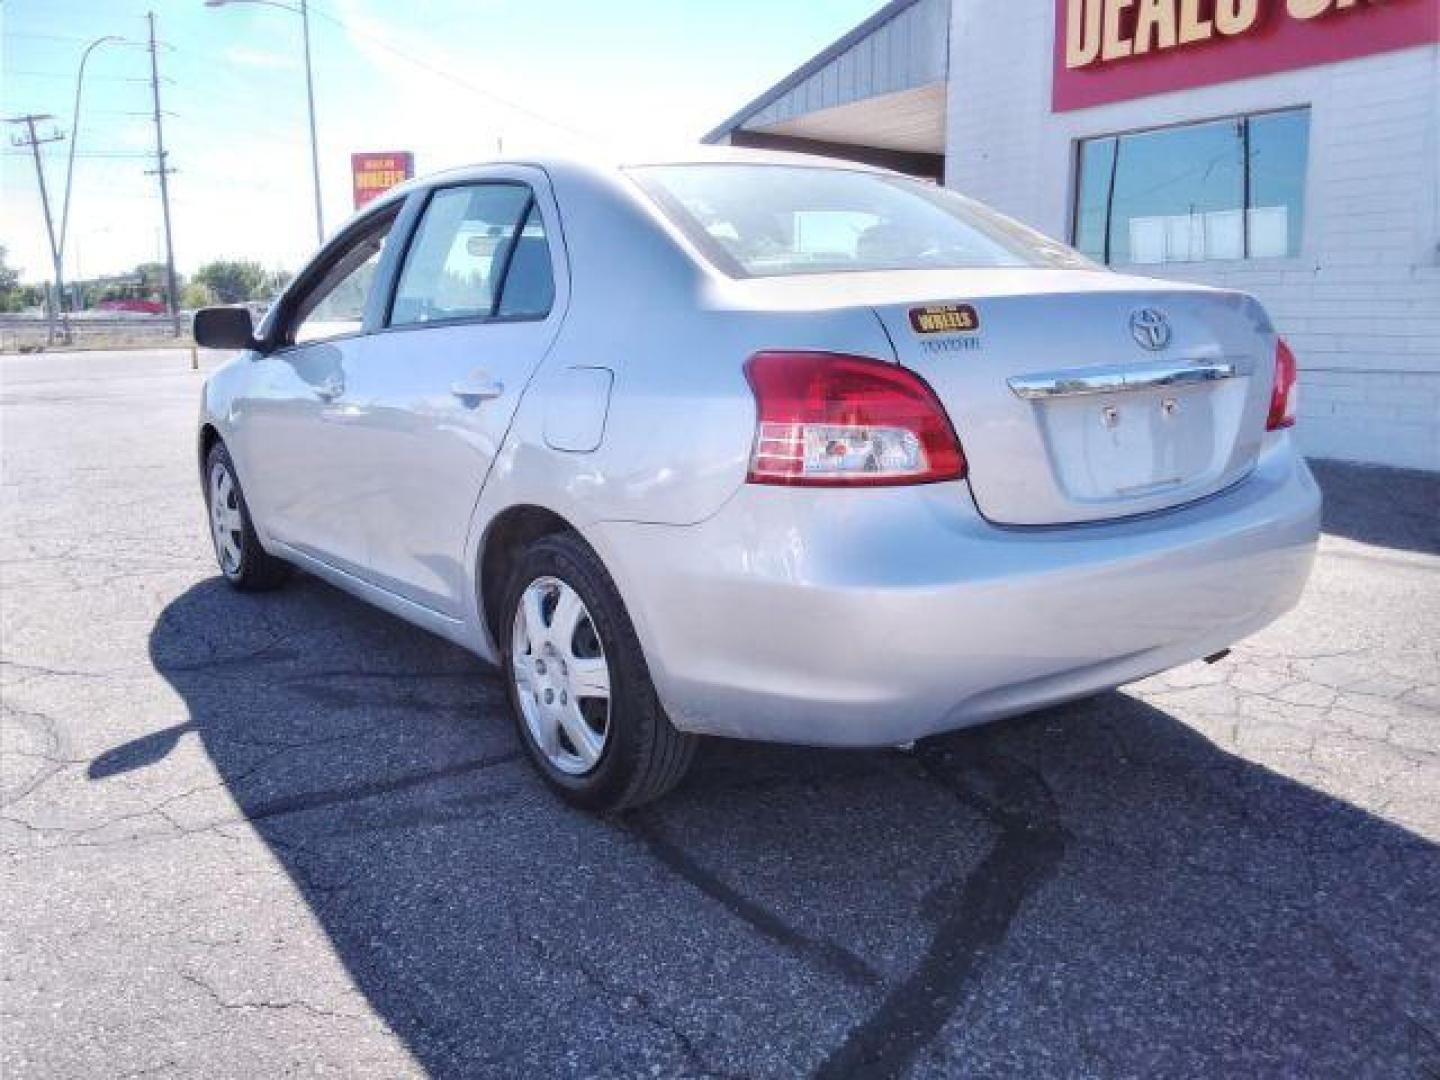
743,351 -> 966,486
1267,338 -> 1299,431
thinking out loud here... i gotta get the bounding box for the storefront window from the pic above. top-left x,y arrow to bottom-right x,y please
1247,109 -> 1310,260
1074,108 -> 1310,265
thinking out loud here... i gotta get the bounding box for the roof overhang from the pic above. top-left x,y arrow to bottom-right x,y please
745,83 -> 946,154
705,0 -> 949,157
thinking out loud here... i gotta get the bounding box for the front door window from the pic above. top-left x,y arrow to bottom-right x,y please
291,214 -> 395,344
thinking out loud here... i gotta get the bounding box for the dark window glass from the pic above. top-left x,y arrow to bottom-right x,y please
495,205 -> 555,319
1074,108 -> 1310,265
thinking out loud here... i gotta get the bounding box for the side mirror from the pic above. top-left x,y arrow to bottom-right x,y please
193,306 -> 261,351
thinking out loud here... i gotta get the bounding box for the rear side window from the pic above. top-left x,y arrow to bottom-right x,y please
390,184 -> 555,327
631,164 -> 1094,278
496,205 -> 555,319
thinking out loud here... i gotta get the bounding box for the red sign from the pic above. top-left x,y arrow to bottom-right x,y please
351,151 -> 415,209
1054,0 -> 1440,112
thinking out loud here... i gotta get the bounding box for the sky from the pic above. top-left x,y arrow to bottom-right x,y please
1,0 -> 890,283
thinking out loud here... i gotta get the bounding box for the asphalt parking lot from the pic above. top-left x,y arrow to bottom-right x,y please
2,348 -> 1437,1078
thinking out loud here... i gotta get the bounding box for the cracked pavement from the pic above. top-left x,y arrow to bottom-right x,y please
2,349 -> 1437,1078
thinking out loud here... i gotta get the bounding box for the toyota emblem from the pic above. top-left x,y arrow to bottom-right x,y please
1130,308 -> 1172,351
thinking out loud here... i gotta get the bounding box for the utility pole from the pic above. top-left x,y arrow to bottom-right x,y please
5,114 -> 67,345
145,12 -> 181,337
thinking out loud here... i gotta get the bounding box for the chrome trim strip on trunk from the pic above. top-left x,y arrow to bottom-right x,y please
1007,361 -> 1246,400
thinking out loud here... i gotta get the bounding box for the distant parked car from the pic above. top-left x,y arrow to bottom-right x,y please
193,149 -> 1320,810
98,298 -> 165,315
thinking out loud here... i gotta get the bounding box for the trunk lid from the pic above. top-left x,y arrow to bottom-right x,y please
723,267 -> 1276,526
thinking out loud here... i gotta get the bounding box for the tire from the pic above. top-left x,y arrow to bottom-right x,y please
501,532 -> 697,811
204,441 -> 290,592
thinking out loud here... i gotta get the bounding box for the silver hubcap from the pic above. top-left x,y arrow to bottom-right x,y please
209,462 -> 244,575
511,576 -> 612,776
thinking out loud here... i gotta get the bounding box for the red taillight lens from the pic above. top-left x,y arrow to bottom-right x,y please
1267,338 -> 1299,431
743,351 -> 966,486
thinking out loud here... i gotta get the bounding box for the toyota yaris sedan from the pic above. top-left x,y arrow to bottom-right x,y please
194,149 -> 1320,810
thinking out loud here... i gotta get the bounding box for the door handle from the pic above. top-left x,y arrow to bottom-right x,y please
314,375 -> 345,401
451,375 -> 504,403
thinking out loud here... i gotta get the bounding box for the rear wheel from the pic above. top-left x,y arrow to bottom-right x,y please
205,441 -> 290,591
501,533 -> 696,811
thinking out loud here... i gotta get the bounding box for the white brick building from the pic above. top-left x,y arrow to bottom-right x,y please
707,0 -> 1440,471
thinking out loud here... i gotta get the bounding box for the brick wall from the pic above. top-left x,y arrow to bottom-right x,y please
945,4 -> 1440,471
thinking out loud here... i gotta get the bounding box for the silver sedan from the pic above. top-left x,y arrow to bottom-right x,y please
193,149 -> 1320,810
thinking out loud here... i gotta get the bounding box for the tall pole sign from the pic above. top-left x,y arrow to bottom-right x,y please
351,152 -> 414,210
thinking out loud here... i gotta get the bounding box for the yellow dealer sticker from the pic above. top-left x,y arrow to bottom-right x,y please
909,304 -> 980,335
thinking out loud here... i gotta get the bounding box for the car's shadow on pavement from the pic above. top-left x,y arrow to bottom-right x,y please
1310,459 -> 1440,555
103,547 -> 1438,1076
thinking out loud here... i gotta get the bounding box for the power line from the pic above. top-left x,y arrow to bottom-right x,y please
302,2 -> 596,142
2,31 -> 97,44
7,108 -> 157,119
169,115 -> 310,150
7,69 -> 141,81
3,149 -> 150,158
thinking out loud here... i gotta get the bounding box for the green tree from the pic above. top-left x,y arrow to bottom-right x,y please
194,259 -> 269,304
0,245 -> 24,313
134,261 -> 169,288
265,269 -> 293,297
181,281 -> 212,309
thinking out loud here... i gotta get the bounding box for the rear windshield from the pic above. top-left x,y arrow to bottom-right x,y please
630,164 -> 1095,278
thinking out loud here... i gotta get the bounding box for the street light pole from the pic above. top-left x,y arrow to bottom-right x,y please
206,0 -> 325,244
299,0 -> 324,244
59,36 -> 126,272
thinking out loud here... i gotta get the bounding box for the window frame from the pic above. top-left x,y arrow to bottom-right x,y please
268,201 -> 404,354
379,179 -> 556,334
1070,105 -> 1312,268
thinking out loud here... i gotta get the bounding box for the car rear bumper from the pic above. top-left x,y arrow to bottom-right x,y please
588,437 -> 1320,747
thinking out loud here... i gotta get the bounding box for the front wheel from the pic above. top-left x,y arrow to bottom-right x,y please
501,533 -> 696,811
205,441 -> 290,591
